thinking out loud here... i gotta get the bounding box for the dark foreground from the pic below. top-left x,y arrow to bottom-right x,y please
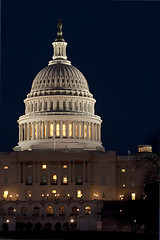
0,231 -> 158,240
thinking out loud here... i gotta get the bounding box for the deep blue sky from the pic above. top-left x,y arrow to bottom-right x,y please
1,0 -> 160,155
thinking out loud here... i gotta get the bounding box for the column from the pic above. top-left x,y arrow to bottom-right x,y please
28,123 -> 30,140
19,125 -> 21,142
42,122 -> 44,139
23,162 -> 25,184
83,161 -> 86,183
39,122 -> 41,139
95,124 -> 97,141
32,122 -> 35,140
66,121 -> 69,138
87,122 -> 89,140
33,163 -> 36,184
45,121 -> 49,139
60,121 -> 62,138
91,123 -> 93,140
73,122 -> 76,138
36,122 -> 39,140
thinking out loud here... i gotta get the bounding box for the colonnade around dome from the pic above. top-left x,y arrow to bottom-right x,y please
19,121 -> 101,143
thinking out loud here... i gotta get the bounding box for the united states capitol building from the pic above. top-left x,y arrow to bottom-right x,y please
0,20 -> 151,232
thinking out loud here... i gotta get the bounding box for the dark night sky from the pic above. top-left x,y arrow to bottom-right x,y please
1,0 -> 160,155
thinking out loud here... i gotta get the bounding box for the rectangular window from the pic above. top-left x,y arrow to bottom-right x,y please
69,123 -> 72,137
63,165 -> 68,169
56,123 -> 60,137
63,176 -> 68,184
77,190 -> 82,198
42,164 -> 47,169
131,193 -> 136,200
50,123 -> 53,137
3,191 -> 8,199
4,166 -> 8,170
62,124 -> 66,137
52,190 -> 56,194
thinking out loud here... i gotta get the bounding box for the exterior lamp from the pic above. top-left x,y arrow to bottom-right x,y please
16,194 -> 19,200
6,220 -> 9,223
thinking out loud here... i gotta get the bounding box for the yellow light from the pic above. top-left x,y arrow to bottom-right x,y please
3,191 -> 8,199
62,123 -> 66,137
131,193 -> 136,200
63,176 -> 68,184
50,123 -> 53,137
84,124 -> 87,138
63,165 -> 67,169
56,123 -> 60,137
69,123 -> 72,137
77,190 -> 82,198
4,166 -> 8,170
42,164 -> 47,169
89,125 -> 91,139
52,190 -> 56,194
122,184 -> 126,188
79,124 -> 82,137
35,124 -> 37,138
121,168 -> 126,173
53,175 -> 57,180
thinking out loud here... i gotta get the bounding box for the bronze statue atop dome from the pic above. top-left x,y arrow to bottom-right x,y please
55,19 -> 65,42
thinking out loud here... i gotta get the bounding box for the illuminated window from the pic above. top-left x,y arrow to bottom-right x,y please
76,123 -> 78,137
131,193 -> 136,200
85,206 -> 91,215
42,164 -> 47,169
50,123 -> 53,137
3,191 -> 8,199
44,123 -> 46,137
89,125 -> 91,139
4,166 -> 8,170
56,123 -> 60,137
84,124 -> 87,138
62,176 -> 68,184
122,184 -> 126,188
35,124 -> 37,138
69,123 -> 72,137
120,194 -> 124,200
52,190 -> 56,194
46,206 -> 53,216
52,175 -> 58,184
121,168 -> 126,173
77,190 -> 82,198
62,124 -> 66,137
63,165 -> 68,169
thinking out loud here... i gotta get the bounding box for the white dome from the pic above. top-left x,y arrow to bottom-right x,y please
14,20 -> 104,152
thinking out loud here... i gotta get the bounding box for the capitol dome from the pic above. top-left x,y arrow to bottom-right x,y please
30,63 -> 92,97
14,20 -> 103,151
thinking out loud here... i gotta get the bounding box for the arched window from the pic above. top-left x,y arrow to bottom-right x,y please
62,124 -> 66,137
85,206 -> 91,215
40,175 -> 47,185
56,123 -> 60,137
8,207 -> 14,216
21,207 -> 27,216
63,101 -> 66,110
33,207 -> 40,217
46,206 -> 53,217
59,206 -> 65,216
80,102 -> 82,111
57,101 -> 59,110
72,206 -> 79,216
